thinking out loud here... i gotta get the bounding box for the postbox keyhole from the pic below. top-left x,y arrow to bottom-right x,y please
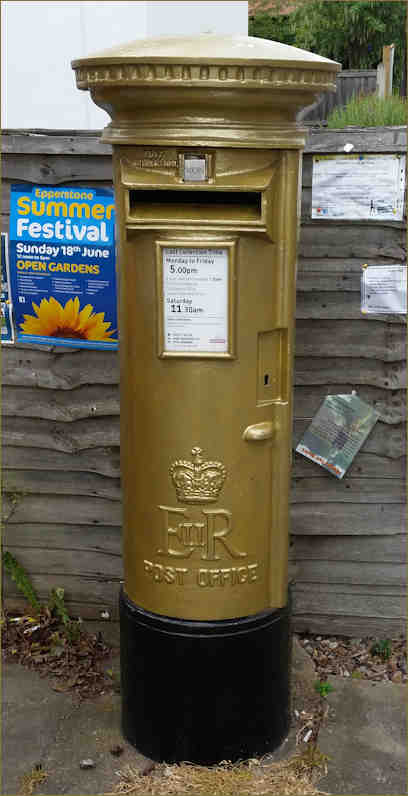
264,373 -> 270,386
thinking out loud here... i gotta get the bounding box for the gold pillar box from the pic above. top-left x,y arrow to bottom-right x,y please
72,35 -> 339,622
73,35 -> 339,764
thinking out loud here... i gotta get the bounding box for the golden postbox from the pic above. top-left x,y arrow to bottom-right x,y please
73,34 -> 339,764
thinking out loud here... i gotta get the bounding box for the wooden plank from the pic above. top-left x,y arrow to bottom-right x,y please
293,452 -> 405,479
3,416 -> 120,452
296,320 -> 406,359
293,385 -> 406,425
290,503 -> 405,536
292,534 -> 406,563
3,546 -> 122,579
295,560 -> 405,586
292,614 -> 405,638
2,347 -> 119,388
294,358 -> 406,389
2,493 -> 122,526
2,446 -> 120,478
2,385 -> 120,421
2,132 -> 112,156
294,419 -> 405,459
4,595 -> 119,621
296,292 -> 406,324
291,476 -> 405,504
299,223 -> 405,259
303,127 -> 407,156
297,258 -> 405,294
3,523 -> 121,554
293,587 -> 405,617
3,470 -> 121,501
3,574 -> 120,619
5,383 -> 404,429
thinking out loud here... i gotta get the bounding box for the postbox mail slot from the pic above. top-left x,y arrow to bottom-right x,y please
127,188 -> 264,227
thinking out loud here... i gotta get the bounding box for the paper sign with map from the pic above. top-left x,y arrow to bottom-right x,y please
312,154 -> 406,220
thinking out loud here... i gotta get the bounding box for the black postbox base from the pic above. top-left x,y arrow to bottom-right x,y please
119,589 -> 291,765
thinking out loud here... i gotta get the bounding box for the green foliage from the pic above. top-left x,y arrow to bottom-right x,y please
2,551 -> 41,614
249,5 -> 295,46
292,1 -> 406,85
327,93 -> 408,128
48,587 -> 82,642
249,1 -> 406,87
370,638 -> 392,660
314,679 -> 335,698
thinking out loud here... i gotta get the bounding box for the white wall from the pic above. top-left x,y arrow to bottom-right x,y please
1,1 -> 248,130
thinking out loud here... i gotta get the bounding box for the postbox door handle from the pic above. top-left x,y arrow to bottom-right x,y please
242,421 -> 275,441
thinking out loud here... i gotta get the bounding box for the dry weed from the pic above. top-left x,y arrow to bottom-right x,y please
106,747 -> 329,796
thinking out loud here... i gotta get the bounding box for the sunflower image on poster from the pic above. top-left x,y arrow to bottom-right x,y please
20,296 -> 117,342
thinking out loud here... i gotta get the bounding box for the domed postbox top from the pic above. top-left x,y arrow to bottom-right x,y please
72,32 -> 340,71
72,34 -> 340,147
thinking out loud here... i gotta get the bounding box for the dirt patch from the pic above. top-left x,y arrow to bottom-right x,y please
298,633 -> 407,685
3,611 -> 114,700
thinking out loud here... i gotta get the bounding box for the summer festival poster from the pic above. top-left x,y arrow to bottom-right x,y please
9,184 -> 118,350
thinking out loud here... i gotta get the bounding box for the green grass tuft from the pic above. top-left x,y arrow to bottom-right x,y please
327,93 -> 407,129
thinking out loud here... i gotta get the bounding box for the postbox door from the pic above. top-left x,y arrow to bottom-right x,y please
117,150 -> 299,622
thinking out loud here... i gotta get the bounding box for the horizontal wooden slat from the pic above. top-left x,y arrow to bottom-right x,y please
291,503 -> 405,536
291,476 -> 405,504
3,470 -> 121,500
2,131 -> 112,156
292,534 -> 405,563
2,347 -> 119,388
296,293 -> 406,324
3,348 -> 405,391
293,587 -> 405,617
2,384 -> 120,421
295,320 -> 406,360
292,615 -> 405,638
3,546 -> 122,579
3,573 -> 120,619
3,416 -> 120,452
2,494 -> 122,526
297,257 -> 405,293
303,127 -> 407,157
294,358 -> 406,389
3,523 -> 121,553
3,446 -> 120,477
4,383 -> 404,425
299,223 -> 405,259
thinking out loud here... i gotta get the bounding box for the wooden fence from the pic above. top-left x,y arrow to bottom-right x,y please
299,70 -> 378,123
2,127 -> 406,637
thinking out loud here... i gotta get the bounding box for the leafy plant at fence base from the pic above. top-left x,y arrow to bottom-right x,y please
370,639 -> 392,661
314,680 -> 335,698
2,551 -> 41,615
48,587 -> 82,642
327,93 -> 407,128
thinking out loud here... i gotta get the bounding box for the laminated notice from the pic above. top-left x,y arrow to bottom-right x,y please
296,394 -> 380,479
361,264 -> 407,315
312,153 -> 406,220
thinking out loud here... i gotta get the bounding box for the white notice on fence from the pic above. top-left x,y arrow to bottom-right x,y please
312,153 -> 406,220
361,264 -> 407,314
163,247 -> 228,353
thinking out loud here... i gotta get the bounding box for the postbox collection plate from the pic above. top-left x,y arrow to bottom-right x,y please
156,240 -> 236,358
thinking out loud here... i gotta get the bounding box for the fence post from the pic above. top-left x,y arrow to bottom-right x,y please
382,44 -> 395,97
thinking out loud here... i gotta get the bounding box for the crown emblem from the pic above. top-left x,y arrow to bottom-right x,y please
169,447 -> 227,504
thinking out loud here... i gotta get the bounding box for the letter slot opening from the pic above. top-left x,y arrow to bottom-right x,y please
127,189 -> 263,225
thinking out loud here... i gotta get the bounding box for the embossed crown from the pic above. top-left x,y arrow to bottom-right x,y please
170,447 -> 227,504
